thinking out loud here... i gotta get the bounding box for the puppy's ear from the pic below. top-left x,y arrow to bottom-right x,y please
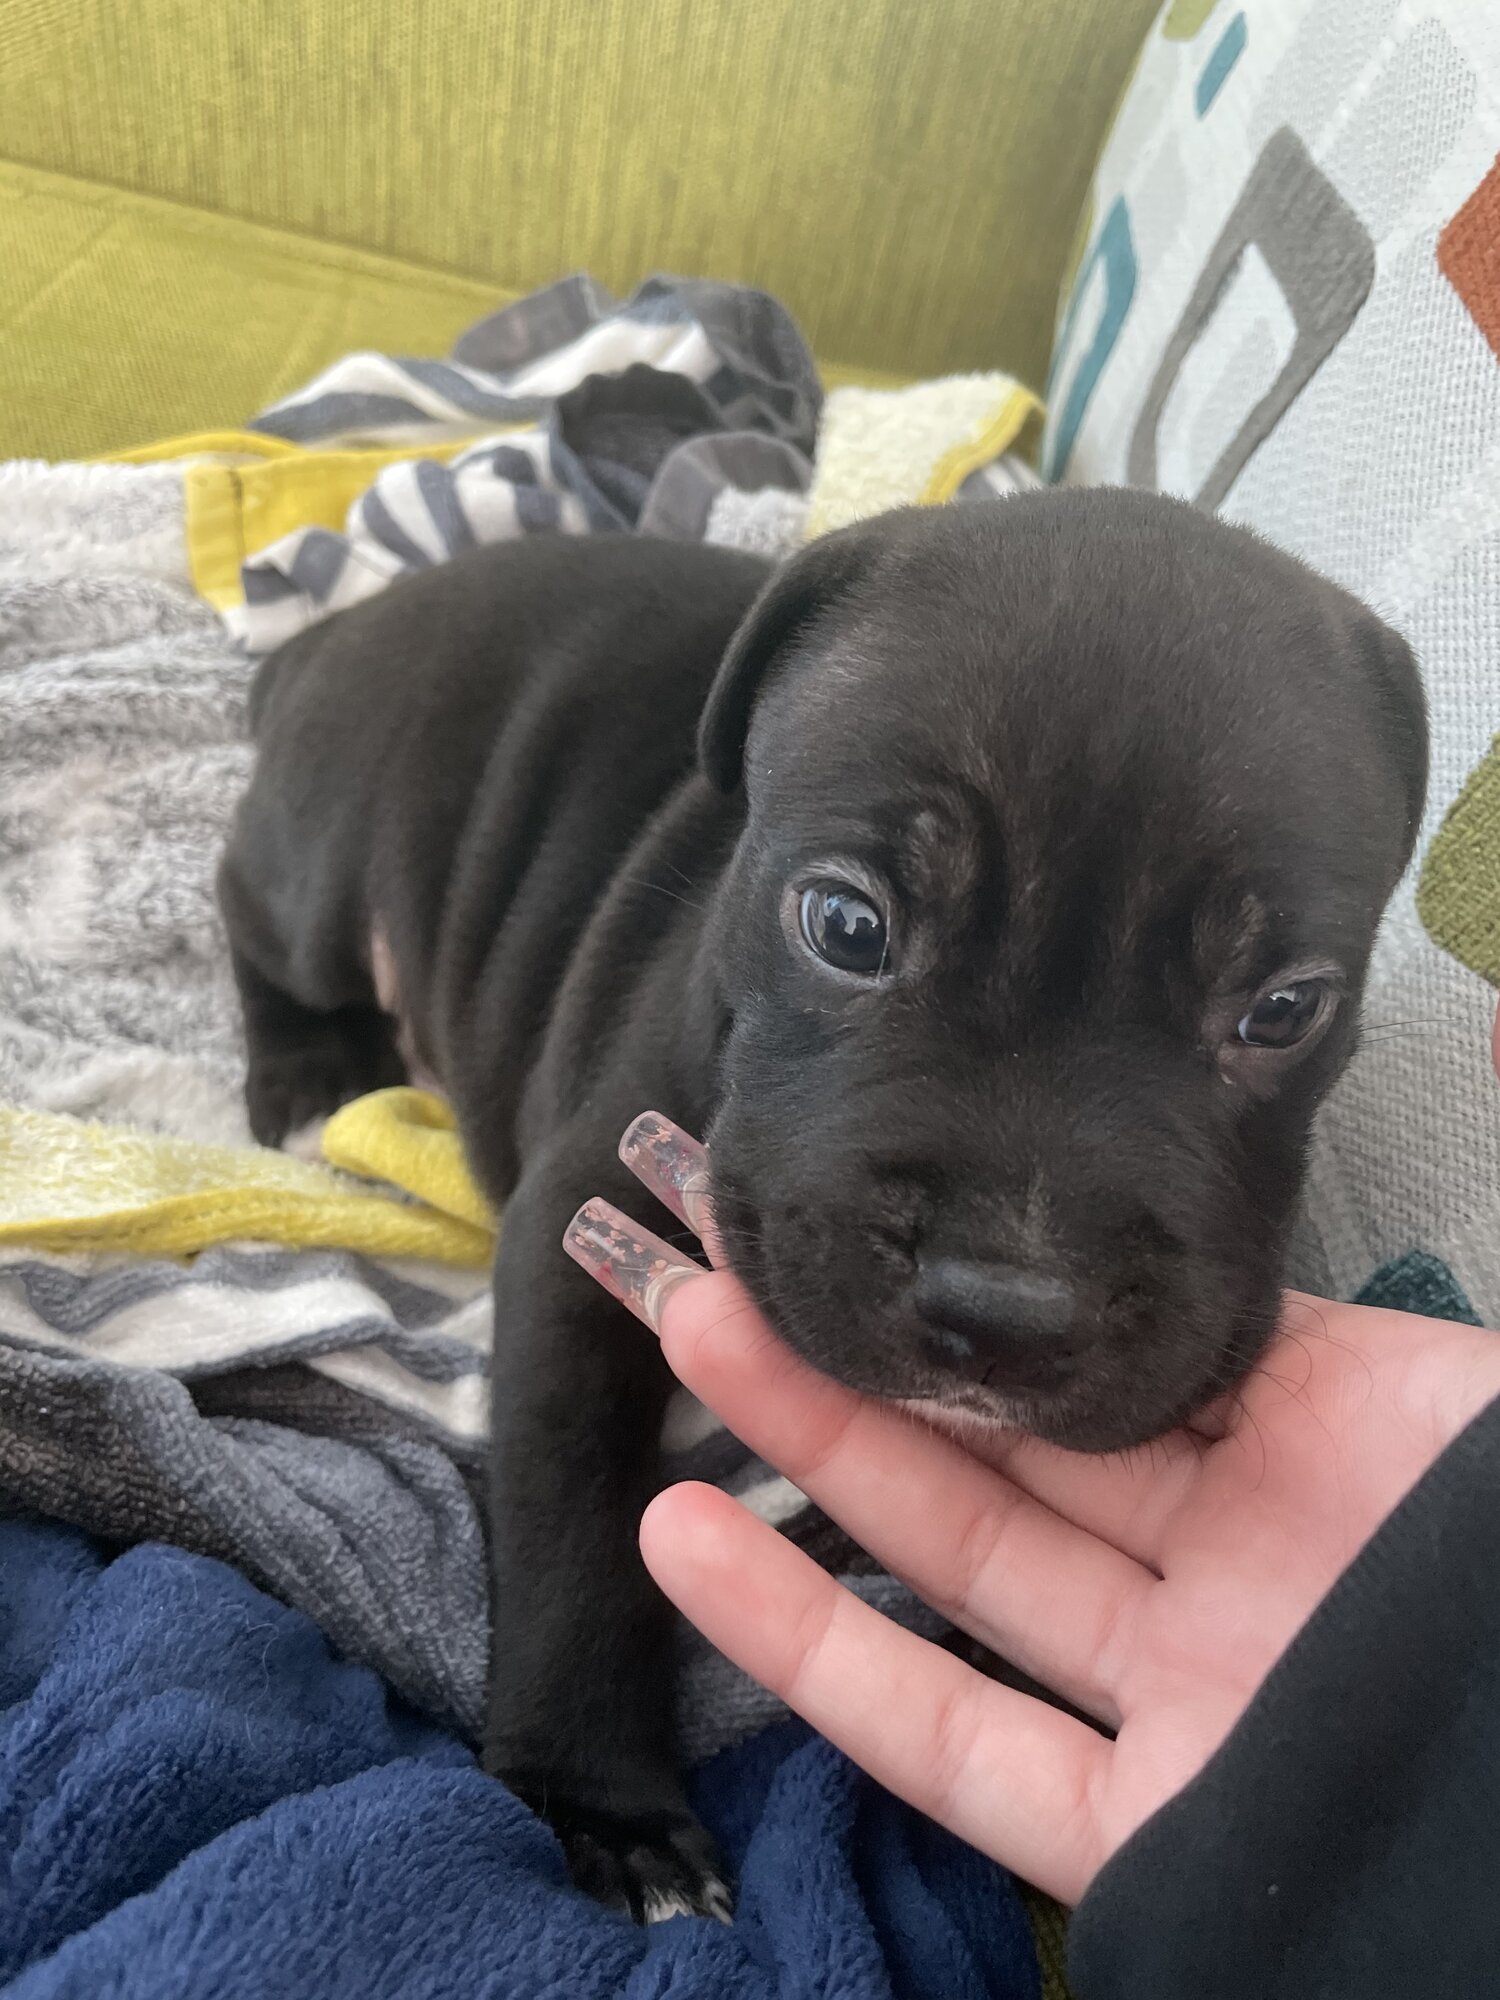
1363,617 -> 1429,858
698,524 -> 878,792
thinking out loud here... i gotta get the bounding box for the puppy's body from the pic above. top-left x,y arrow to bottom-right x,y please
223,536 -> 766,1176
221,495 -> 1425,1918
222,537 -> 768,1916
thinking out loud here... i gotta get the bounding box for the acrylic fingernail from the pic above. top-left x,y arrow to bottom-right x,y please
563,1197 -> 701,1332
618,1111 -> 713,1238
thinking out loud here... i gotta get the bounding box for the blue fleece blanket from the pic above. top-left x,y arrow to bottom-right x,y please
0,1519 -> 1040,1998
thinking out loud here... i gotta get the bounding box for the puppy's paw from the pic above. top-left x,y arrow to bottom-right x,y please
245,1051 -> 352,1150
553,1803 -> 733,1925
280,1115 -> 331,1164
245,1031 -> 402,1150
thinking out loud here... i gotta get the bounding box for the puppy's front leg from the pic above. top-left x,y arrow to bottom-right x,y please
483,1148 -> 727,1923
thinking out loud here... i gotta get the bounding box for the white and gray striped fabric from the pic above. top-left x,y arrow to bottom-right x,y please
232,274 -> 821,654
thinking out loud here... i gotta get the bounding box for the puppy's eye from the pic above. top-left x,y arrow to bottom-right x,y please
1237,980 -> 1326,1049
799,883 -> 889,976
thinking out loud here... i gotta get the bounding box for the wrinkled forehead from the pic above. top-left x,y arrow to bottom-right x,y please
742,599 -> 1222,845
743,636 -> 986,876
743,607 -> 1382,983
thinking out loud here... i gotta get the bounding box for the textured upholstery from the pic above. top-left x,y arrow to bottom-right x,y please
0,0 -> 1157,457
1045,0 -> 1500,1326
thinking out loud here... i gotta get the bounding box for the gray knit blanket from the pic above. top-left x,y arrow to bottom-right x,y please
0,310 -> 959,1757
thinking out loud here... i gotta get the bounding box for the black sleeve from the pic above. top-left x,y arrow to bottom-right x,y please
1067,1391 -> 1500,2000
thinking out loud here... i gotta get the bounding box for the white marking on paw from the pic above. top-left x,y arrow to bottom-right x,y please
699,1875 -> 734,1925
641,1873 -> 734,1926
641,1888 -> 698,1925
281,1117 -> 329,1163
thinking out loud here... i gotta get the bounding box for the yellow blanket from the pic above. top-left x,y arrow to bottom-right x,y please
0,1089 -> 495,1268
804,374 -> 1041,538
108,429 -> 479,614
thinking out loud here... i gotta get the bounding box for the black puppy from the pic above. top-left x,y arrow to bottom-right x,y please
219,492 -> 1426,1920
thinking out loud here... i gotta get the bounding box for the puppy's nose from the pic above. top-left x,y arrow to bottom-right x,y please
911,1258 -> 1078,1387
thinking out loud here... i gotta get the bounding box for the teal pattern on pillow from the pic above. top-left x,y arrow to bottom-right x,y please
1352,1250 -> 1481,1326
1041,197 -> 1137,482
1196,11 -> 1247,115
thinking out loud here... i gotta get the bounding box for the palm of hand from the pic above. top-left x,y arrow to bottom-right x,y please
640,1284 -> 1500,1903
1088,1301 -> 1468,1867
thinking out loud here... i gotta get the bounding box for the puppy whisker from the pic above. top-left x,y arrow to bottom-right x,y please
1360,1015 -> 1465,1031
621,876 -> 710,916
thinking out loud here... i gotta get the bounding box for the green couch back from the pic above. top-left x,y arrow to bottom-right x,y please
1,0 -> 1156,459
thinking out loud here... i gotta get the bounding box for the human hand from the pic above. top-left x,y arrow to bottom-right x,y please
564,1110 -> 1500,1906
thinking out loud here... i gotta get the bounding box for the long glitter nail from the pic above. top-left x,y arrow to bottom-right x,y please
563,1197 -> 701,1332
618,1111 -> 713,1239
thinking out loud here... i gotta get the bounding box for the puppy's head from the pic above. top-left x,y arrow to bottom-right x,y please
698,493 -> 1426,1449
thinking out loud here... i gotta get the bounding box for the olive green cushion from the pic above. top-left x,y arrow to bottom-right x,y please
0,0 -> 1156,459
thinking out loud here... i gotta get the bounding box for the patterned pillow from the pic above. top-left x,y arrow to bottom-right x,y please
1040,0 -> 1500,1321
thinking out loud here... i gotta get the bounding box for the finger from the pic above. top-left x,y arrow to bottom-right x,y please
563,1198 -> 703,1331
658,1278 -> 1152,1723
972,1286 -> 1357,1539
1185,1291 -> 1353,1441
641,1483 -> 1110,1905
618,1111 -> 726,1265
921,1411 -> 1211,1571
986,1289 -> 1346,1521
